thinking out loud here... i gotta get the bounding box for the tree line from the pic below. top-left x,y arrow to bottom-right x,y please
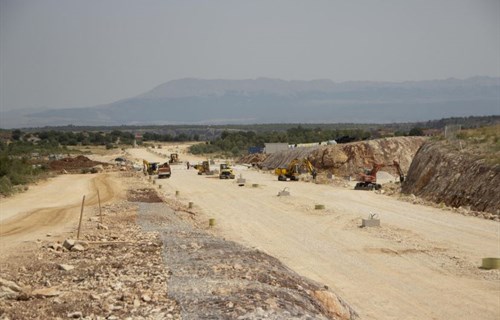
189,126 -> 373,156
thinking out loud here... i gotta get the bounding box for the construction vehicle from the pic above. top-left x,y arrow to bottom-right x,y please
158,162 -> 171,179
275,158 -> 317,181
143,160 -> 159,175
219,163 -> 235,179
354,160 -> 404,190
169,153 -> 180,164
355,163 -> 384,190
197,161 -> 214,175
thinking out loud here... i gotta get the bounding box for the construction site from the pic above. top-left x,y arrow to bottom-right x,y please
1,133 -> 499,319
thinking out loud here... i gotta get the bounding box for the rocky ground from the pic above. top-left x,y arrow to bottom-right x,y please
0,194 -> 180,319
402,139 -> 500,215
0,171 -> 358,320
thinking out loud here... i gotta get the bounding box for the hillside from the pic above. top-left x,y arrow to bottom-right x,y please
402,126 -> 500,214
3,77 -> 499,128
243,136 -> 426,178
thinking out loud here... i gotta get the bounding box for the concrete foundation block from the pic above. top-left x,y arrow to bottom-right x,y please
362,218 -> 380,228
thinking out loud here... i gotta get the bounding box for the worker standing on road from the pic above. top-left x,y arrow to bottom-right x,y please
187,161 -> 190,170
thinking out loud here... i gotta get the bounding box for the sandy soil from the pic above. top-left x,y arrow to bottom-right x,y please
128,146 -> 500,320
0,173 -> 123,254
1,143 -> 498,319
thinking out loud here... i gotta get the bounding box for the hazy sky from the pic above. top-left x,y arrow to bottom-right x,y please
1,0 -> 499,111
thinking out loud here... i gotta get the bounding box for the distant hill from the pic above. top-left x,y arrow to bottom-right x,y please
3,77 -> 500,128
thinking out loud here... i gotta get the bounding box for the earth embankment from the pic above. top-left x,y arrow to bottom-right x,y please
402,140 -> 500,214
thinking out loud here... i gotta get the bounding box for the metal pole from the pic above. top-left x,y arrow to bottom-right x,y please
77,195 -> 85,240
97,189 -> 102,224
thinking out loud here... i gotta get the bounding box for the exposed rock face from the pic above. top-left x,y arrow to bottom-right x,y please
256,137 -> 426,177
402,141 -> 500,214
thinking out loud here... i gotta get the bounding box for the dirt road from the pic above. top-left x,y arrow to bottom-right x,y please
0,173 -> 121,253
131,147 -> 500,320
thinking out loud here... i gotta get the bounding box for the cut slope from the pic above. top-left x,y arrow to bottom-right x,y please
402,140 -> 500,214
254,137 -> 426,177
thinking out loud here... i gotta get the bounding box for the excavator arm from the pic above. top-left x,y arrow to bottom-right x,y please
392,160 -> 405,183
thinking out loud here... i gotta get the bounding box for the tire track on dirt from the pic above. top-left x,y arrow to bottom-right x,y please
0,174 -> 116,238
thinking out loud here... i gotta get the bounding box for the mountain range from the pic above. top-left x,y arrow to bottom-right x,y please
2,77 -> 499,128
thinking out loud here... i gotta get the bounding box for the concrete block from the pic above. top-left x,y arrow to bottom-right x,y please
361,218 -> 380,228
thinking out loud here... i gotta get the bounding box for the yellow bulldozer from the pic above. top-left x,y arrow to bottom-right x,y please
197,160 -> 214,175
219,163 -> 235,179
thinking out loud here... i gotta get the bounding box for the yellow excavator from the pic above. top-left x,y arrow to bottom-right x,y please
275,158 -> 317,181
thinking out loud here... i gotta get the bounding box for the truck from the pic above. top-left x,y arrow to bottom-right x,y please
158,162 -> 172,179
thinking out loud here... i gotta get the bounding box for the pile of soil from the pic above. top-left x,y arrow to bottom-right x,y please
127,188 -> 163,203
48,155 -> 107,172
238,153 -> 269,166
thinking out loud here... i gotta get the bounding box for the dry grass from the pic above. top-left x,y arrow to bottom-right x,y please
454,125 -> 500,165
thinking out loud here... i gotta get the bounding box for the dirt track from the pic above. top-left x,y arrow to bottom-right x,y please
129,146 -> 500,320
0,173 -> 120,253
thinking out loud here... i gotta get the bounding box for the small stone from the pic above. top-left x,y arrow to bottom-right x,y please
48,242 -> 63,251
58,264 -> 75,271
71,244 -> 85,252
32,287 -> 61,297
142,294 -> 151,302
97,223 -> 109,230
63,239 -> 76,250
67,311 -> 82,318
133,298 -> 141,308
46,233 -> 52,237
227,302 -> 234,308
233,264 -> 243,270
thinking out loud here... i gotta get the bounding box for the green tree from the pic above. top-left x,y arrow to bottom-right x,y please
409,127 -> 424,136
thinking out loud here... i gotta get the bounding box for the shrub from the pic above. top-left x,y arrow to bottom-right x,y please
0,176 -> 12,195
